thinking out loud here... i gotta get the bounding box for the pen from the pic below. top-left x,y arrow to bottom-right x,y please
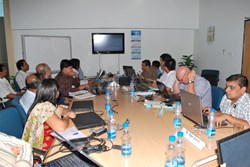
73,132 -> 78,135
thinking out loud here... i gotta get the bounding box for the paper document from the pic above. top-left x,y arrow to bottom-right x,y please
51,127 -> 86,141
135,91 -> 155,96
144,100 -> 174,110
69,90 -> 96,99
80,80 -> 88,85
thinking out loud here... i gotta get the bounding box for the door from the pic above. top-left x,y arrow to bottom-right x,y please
242,19 -> 250,93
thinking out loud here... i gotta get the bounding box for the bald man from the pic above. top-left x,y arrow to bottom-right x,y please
173,66 -> 212,107
19,73 -> 41,113
36,63 -> 52,80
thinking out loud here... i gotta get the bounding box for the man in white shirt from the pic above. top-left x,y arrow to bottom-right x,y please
19,73 -> 41,113
161,58 -> 176,92
15,59 -> 29,90
0,64 -> 23,108
151,58 -> 176,92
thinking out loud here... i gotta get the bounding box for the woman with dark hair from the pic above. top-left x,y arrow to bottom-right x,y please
22,79 -> 76,151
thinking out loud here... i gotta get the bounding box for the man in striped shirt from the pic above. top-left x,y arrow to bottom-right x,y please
216,74 -> 250,129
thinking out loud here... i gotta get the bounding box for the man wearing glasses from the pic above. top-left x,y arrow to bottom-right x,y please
173,66 -> 212,107
216,74 -> 250,129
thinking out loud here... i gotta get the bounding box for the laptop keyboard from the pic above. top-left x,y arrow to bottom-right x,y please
44,153 -> 93,167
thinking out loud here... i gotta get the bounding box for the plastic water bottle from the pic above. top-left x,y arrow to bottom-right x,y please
129,80 -> 135,96
105,92 -> 111,112
121,122 -> 132,158
106,82 -> 111,95
107,111 -> 116,141
206,108 -> 216,150
176,132 -> 185,167
165,135 -> 177,167
115,71 -> 120,88
173,102 -> 182,131
206,108 -> 216,138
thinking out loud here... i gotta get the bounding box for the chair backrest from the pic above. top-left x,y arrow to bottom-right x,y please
211,86 -> 225,110
11,96 -> 27,127
0,107 -> 24,139
14,76 -> 21,91
201,69 -> 220,86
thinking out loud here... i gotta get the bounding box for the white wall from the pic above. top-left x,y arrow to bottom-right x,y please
194,0 -> 250,87
10,0 -> 199,29
9,0 -> 198,75
12,29 -> 194,75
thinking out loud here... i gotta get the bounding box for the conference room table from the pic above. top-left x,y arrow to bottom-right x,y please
46,86 -> 233,167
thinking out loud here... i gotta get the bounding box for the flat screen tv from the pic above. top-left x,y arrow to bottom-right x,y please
92,33 -> 125,54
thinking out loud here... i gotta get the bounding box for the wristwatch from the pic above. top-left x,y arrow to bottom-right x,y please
188,80 -> 194,84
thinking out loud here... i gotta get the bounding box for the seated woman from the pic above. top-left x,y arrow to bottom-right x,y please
22,79 -> 76,151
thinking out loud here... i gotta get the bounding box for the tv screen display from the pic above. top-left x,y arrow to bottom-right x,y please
92,33 -> 125,54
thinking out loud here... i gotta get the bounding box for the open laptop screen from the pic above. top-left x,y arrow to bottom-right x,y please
123,66 -> 135,77
180,90 -> 206,128
217,128 -> 250,167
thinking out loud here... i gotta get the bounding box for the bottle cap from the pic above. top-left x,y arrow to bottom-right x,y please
108,111 -> 114,116
176,101 -> 181,106
177,131 -> 184,137
123,122 -> 129,128
210,108 -> 215,113
169,135 -> 176,142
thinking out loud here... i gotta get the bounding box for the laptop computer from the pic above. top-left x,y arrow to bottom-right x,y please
43,130 -> 103,167
217,128 -> 250,167
72,112 -> 106,130
180,90 -> 208,128
123,66 -> 136,77
98,70 -> 105,80
156,81 -> 180,103
71,100 -> 94,111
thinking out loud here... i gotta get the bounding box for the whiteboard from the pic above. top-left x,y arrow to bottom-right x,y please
22,35 -> 72,73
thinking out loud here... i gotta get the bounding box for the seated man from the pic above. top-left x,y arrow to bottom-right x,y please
173,66 -> 212,107
152,58 -> 176,93
0,132 -> 33,167
140,59 -> 157,81
157,53 -> 172,83
71,58 -> 84,80
216,74 -> 250,129
19,73 -> 41,113
36,63 -> 52,80
152,60 -> 161,79
55,59 -> 89,96
0,64 -> 23,108
15,59 -> 29,90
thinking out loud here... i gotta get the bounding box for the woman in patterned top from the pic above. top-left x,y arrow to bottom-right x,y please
22,79 -> 76,151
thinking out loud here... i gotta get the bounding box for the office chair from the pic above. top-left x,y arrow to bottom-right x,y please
201,69 -> 220,86
0,107 -> 44,163
0,107 -> 24,139
11,96 -> 27,127
14,75 -> 21,91
211,86 -> 225,110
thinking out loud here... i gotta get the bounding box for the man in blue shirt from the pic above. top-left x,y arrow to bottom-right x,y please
173,66 -> 212,107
